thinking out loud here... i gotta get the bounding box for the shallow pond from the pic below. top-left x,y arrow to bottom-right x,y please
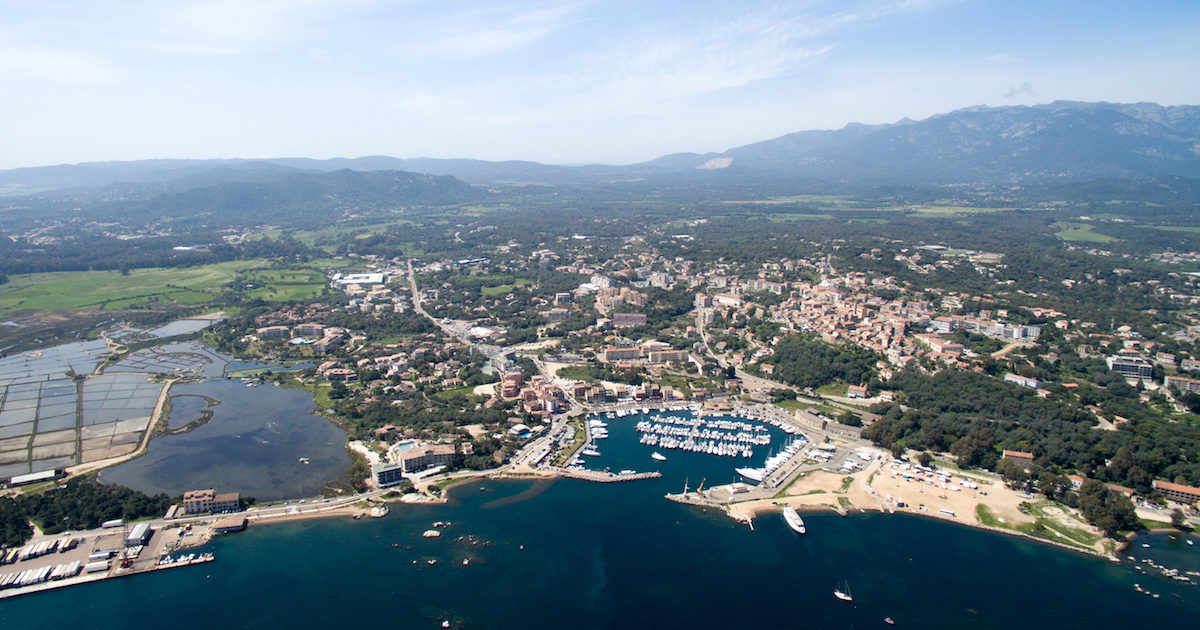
100,379 -> 349,500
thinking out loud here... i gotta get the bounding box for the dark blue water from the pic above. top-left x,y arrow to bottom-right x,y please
7,411 -> 1198,628
578,409 -> 797,489
99,379 -> 349,501
2,479 -> 1197,629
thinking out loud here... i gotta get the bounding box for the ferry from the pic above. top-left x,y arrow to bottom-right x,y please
782,506 -> 806,534
651,452 -> 667,461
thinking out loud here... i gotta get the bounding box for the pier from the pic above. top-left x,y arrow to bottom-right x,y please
1,552 -> 214,600
552,468 -> 662,483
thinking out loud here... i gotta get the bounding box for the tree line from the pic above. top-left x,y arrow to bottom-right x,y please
0,477 -> 176,548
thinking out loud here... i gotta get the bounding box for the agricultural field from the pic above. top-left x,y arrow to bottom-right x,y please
0,261 -> 259,315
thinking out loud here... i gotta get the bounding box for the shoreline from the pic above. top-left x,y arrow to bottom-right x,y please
722,498 -> 1123,561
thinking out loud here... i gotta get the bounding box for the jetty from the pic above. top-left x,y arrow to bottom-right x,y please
552,468 -> 662,483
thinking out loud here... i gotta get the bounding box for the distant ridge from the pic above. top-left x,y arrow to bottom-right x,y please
2,101 -> 1198,191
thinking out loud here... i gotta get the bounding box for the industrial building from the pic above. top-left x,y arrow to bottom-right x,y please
125,522 -> 152,548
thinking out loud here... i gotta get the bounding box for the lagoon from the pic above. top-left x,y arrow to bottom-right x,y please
99,379 -> 349,501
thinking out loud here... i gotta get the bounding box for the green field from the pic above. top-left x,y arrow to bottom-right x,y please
245,220 -> 419,251
1054,222 -> 1119,243
911,205 -> 1012,216
0,261 -> 259,314
773,399 -> 810,412
763,213 -> 835,222
816,383 -> 848,396
241,268 -> 326,284
1141,225 -> 1200,234
238,266 -> 329,302
481,278 -> 531,296
245,284 -> 325,301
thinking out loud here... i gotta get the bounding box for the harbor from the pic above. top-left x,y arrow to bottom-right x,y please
0,519 -> 221,600
3,476 -> 1197,629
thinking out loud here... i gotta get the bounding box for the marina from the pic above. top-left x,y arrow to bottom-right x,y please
566,405 -> 804,483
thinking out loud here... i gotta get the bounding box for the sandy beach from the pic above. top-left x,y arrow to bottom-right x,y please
723,455 -> 1112,555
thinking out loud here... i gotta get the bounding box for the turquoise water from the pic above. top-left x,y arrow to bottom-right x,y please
6,411 -> 1198,628
99,379 -> 349,501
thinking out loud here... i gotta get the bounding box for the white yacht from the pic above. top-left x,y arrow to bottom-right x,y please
782,506 -> 806,534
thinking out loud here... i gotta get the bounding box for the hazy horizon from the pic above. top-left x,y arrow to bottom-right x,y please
3,1 -> 1198,170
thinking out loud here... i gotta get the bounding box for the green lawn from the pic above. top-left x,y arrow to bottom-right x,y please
435,385 -> 479,400
975,504 -> 1003,527
241,268 -> 326,284
245,284 -> 325,302
773,399 -> 809,412
481,278 -> 530,296
236,265 -> 330,302
0,260 -> 259,314
1054,222 -> 1119,243
816,383 -> 847,397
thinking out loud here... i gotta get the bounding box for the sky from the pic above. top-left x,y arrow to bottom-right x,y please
2,0 -> 1198,169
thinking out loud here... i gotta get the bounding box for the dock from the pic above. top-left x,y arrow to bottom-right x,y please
552,468 -> 662,483
664,491 -> 722,508
1,553 -> 214,600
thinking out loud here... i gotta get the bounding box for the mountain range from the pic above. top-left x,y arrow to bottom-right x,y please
3,101 -> 1198,194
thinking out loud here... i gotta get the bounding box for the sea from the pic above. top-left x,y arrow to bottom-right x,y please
5,410 -> 1199,628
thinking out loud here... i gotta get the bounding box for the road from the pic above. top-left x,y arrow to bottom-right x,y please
408,259 -> 513,372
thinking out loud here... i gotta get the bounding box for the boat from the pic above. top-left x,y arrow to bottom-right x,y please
651,452 -> 667,461
884,617 -> 895,625
834,582 -> 853,602
782,506 -> 806,534
735,467 -> 766,483
581,449 -> 601,457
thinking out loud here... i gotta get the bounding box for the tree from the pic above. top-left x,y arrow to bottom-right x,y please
917,452 -> 933,468
837,410 -> 862,427
1077,479 -> 1139,536
1171,508 -> 1187,529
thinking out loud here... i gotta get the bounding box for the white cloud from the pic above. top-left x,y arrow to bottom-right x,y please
423,3 -> 582,58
